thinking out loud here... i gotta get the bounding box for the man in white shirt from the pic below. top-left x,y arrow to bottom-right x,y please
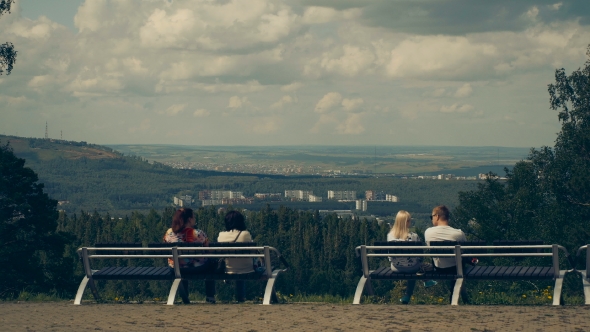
424,205 -> 469,303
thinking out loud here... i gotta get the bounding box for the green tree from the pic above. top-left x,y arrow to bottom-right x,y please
0,0 -> 16,75
454,45 -> 590,249
0,142 -> 72,297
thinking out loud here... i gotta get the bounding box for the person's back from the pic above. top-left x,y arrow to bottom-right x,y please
424,224 -> 466,268
424,205 -> 469,304
217,210 -> 256,302
217,229 -> 254,274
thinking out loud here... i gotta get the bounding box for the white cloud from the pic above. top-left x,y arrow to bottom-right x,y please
129,118 -> 151,133
314,92 -> 342,113
193,109 -> 211,117
160,104 -> 187,116
270,95 -> 294,109
228,96 -> 250,109
301,7 -> 361,24
341,98 -> 364,112
247,117 -> 283,134
336,113 -> 365,135
440,103 -> 474,113
454,83 -> 473,98
281,82 -> 303,92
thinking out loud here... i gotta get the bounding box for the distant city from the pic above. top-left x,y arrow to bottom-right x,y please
162,160 -> 498,181
174,189 -> 396,209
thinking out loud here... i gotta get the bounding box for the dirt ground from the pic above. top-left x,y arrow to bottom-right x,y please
2,302 -> 590,331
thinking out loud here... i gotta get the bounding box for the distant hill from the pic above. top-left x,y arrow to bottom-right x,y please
1,135 -> 480,218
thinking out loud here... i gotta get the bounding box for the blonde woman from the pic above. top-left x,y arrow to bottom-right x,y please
387,210 -> 435,304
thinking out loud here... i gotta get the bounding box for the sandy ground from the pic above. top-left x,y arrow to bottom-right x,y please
1,302 -> 590,331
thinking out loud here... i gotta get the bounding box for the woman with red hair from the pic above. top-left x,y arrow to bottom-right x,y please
164,208 -> 216,303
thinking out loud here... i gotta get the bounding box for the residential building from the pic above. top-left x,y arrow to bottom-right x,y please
327,190 -> 356,200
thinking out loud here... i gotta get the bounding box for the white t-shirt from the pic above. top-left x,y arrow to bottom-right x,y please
217,230 -> 254,274
424,225 -> 466,268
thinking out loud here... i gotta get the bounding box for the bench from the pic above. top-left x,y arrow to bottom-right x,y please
575,244 -> 590,304
354,241 -> 572,305
74,242 -> 289,305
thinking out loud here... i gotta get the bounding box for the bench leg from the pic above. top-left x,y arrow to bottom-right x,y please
353,276 -> 372,305
451,278 -> 463,306
263,270 -> 281,305
581,271 -> 590,305
552,270 -> 566,306
167,278 -> 182,305
74,276 -> 99,305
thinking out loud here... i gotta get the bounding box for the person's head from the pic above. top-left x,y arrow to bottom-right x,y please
224,210 -> 247,231
171,208 -> 194,232
390,210 -> 412,239
430,205 -> 450,226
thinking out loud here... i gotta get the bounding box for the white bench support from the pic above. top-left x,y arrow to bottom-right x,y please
167,279 -> 182,305
451,278 -> 464,306
74,248 -> 100,305
580,271 -> 590,305
262,270 -> 280,305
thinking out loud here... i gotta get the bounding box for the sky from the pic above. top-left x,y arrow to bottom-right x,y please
1,0 -> 589,147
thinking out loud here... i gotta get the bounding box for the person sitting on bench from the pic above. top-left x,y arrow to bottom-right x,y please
218,210 -> 257,302
164,207 -> 216,303
388,210 -> 436,304
424,205 -> 469,304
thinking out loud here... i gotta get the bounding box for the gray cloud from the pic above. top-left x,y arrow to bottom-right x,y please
308,0 -> 590,35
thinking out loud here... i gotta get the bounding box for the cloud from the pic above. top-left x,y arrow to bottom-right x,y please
454,84 -> 473,98
270,95 -> 294,109
301,6 -> 362,24
360,1 -> 590,35
129,118 -> 151,133
160,104 -> 187,116
440,103 -> 474,113
193,109 -> 210,117
341,98 -> 364,112
314,92 -> 342,113
281,82 -> 303,92
336,113 -> 365,134
247,117 -> 282,134
228,96 -> 249,109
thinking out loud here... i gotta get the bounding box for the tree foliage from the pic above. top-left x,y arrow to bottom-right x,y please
454,46 -> 590,249
0,142 -> 73,297
0,0 -> 16,75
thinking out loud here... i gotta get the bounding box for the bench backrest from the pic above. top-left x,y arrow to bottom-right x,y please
356,242 -> 568,279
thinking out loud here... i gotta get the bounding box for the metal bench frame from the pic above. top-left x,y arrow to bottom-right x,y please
575,245 -> 590,304
74,245 -> 288,305
354,243 -> 571,305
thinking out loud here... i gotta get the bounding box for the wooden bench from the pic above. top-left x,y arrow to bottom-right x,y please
354,241 -> 572,305
575,244 -> 590,304
74,242 -> 289,305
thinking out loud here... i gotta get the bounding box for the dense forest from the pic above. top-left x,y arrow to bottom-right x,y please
53,207 -> 391,301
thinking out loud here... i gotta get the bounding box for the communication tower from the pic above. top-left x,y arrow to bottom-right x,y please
45,122 -> 48,139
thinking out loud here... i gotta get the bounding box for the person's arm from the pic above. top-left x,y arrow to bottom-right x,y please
241,231 -> 253,243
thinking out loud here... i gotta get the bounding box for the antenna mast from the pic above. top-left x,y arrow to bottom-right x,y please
45,122 -> 48,139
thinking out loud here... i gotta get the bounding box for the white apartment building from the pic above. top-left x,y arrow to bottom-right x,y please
327,190 -> 356,200
209,190 -> 244,200
385,194 -> 398,202
308,194 -> 323,202
356,199 -> 367,211
284,190 -> 313,200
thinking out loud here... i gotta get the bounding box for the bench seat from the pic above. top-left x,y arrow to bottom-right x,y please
92,266 -> 174,280
370,267 -> 456,280
465,266 -> 554,280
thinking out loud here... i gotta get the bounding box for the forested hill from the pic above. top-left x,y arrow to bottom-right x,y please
1,135 -> 479,218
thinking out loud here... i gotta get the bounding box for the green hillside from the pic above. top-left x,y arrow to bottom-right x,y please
1,135 -> 479,219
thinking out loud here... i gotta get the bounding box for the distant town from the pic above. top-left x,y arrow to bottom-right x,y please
162,160 -> 498,181
174,190 -> 393,209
